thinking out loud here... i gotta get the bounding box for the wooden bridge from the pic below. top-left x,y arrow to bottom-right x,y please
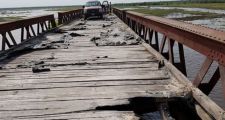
0,7 -> 224,120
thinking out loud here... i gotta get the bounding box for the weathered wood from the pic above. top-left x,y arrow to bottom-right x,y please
0,14 -> 222,120
192,88 -> 224,120
195,104 -> 213,120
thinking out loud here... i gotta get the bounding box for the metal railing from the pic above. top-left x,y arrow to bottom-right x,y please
58,9 -> 83,25
113,7 -> 225,119
0,8 -> 84,52
0,15 -> 56,51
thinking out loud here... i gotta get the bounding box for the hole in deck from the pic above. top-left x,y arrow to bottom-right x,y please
96,97 -> 201,120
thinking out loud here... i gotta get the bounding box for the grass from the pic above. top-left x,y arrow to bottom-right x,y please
0,16 -> 24,23
130,8 -> 224,21
131,8 -> 214,17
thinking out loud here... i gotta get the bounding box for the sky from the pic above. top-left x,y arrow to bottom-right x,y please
0,0 -> 169,8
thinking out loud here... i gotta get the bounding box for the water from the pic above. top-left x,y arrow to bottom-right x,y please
150,6 -> 225,15
186,18 -> 225,31
0,7 -> 60,19
0,6 -> 225,109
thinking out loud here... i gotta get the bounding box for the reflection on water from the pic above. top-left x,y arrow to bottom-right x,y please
165,13 -> 197,19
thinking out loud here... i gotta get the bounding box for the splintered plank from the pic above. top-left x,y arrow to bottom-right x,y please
2,111 -> 139,120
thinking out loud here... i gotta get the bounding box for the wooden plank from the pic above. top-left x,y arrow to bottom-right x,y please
0,80 -> 171,91
11,111 -> 138,120
192,88 -> 224,120
195,104 -> 213,120
0,62 -> 157,72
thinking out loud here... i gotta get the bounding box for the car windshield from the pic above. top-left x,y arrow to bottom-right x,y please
85,1 -> 101,7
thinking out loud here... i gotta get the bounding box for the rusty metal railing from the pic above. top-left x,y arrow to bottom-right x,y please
0,15 -> 56,51
113,7 -> 225,119
0,9 -> 84,52
58,9 -> 83,25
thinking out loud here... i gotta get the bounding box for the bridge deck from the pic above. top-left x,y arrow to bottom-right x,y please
0,15 -> 188,119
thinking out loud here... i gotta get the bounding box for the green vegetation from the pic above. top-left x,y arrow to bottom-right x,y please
131,8 -> 214,16
0,16 -> 23,23
129,8 -> 224,20
114,1 -> 225,10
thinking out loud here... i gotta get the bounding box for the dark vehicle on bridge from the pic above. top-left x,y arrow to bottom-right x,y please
83,0 -> 103,19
